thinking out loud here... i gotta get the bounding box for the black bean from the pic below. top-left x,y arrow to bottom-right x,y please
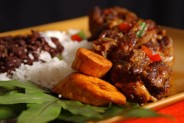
0,31 -> 64,74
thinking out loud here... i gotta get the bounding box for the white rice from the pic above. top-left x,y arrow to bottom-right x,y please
0,30 -> 92,89
0,73 -> 11,81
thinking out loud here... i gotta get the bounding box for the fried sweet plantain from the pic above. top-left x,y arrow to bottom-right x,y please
72,48 -> 112,78
52,73 -> 126,106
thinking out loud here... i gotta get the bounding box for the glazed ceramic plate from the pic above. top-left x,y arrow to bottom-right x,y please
0,16 -> 184,122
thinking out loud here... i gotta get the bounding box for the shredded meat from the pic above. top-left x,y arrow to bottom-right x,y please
90,6 -> 174,104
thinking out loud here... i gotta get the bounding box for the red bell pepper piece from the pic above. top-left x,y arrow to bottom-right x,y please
118,22 -> 132,33
104,9 -> 112,15
141,46 -> 161,62
71,34 -> 82,42
150,54 -> 161,62
141,46 -> 153,58
71,31 -> 86,42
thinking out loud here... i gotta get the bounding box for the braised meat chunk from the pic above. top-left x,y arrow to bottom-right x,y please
90,6 -> 174,104
142,61 -> 172,99
89,6 -> 138,39
115,81 -> 156,104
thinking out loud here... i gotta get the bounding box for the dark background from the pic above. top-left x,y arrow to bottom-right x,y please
0,0 -> 184,32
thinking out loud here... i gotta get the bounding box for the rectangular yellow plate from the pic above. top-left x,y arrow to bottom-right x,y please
0,16 -> 184,112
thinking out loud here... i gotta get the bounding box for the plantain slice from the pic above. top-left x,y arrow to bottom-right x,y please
72,48 -> 112,78
52,73 -> 126,106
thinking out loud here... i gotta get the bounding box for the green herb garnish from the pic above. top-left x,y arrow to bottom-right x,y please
77,31 -> 86,39
56,55 -> 63,60
0,80 -> 167,123
136,21 -> 147,38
